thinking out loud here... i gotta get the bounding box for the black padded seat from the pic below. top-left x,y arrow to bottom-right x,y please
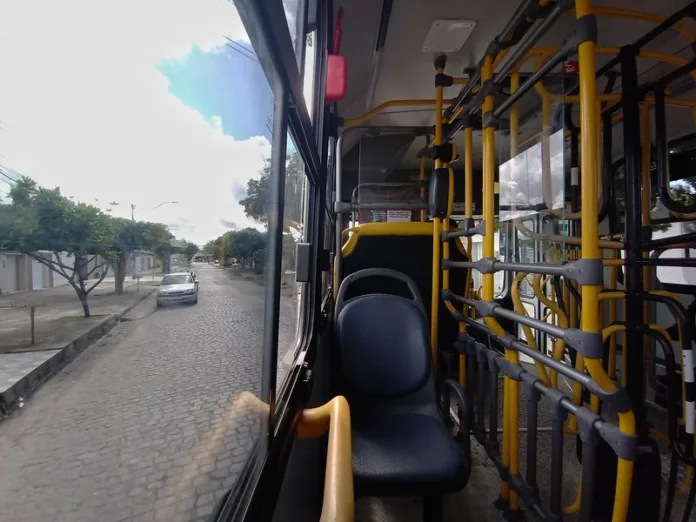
352,412 -> 468,496
340,221 -> 469,382
334,269 -> 471,519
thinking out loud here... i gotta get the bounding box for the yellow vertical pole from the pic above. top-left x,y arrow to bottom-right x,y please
609,248 -> 618,378
431,59 -> 445,374
575,1 -> 635,520
483,54 -> 519,512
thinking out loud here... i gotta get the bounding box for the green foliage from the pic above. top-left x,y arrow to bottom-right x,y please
203,239 -> 217,255
205,228 -> 268,273
236,151 -> 305,274
2,178 -> 115,257
1,176 -> 118,316
184,241 -> 199,263
225,228 -> 267,269
238,152 -> 306,230
110,219 -> 175,293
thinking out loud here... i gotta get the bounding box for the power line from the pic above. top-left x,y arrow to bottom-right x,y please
0,166 -> 21,184
0,171 -> 18,185
225,37 -> 257,60
224,37 -> 260,65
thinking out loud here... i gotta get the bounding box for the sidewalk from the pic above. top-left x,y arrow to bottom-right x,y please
0,277 -> 160,351
0,277 -> 161,415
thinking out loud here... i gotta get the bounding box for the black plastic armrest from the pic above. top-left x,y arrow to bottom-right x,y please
440,380 -> 471,451
440,379 -> 472,487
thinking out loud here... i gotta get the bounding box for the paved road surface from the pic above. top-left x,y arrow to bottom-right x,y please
0,264 -> 297,522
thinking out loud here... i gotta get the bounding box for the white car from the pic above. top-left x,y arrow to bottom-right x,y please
157,272 -> 198,307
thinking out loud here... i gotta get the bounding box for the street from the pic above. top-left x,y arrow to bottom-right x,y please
0,264 -> 298,522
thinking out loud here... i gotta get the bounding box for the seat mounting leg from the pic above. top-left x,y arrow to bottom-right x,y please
422,495 -> 443,522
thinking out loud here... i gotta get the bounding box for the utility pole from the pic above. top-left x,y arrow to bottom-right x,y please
131,204 -> 136,279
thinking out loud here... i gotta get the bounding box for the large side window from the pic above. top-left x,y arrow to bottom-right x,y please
0,1 -> 282,520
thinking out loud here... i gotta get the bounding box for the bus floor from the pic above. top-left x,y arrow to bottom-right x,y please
355,362 -> 694,521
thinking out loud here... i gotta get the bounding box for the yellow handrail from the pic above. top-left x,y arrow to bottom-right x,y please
341,98 -> 454,127
511,272 -> 552,386
297,396 -> 354,522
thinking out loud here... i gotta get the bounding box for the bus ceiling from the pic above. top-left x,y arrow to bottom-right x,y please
334,0 -> 696,170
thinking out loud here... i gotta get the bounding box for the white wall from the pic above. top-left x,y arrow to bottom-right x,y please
51,252 -> 74,287
0,253 -> 19,294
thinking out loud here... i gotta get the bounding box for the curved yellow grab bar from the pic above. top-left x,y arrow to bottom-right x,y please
511,273 -> 551,386
342,98 -> 454,127
297,396 -> 354,522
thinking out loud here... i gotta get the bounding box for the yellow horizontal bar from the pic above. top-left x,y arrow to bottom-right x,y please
599,291 -> 625,301
297,396 -> 354,522
342,99 -> 454,127
577,6 -> 696,43
603,259 -> 625,267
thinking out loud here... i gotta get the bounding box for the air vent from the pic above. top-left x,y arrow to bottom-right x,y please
422,20 -> 476,53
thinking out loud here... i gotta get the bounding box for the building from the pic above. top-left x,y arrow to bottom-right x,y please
0,250 -> 156,295
0,252 -> 57,294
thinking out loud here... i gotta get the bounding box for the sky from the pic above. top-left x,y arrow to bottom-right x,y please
0,0 -> 314,246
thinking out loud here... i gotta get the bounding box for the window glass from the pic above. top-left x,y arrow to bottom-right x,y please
277,136 -> 309,388
0,2 -> 273,519
515,219 -> 537,299
521,301 -> 538,347
652,221 -> 696,285
304,31 -> 317,119
283,0 -> 304,60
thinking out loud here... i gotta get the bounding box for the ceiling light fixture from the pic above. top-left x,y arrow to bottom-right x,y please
422,20 -> 477,53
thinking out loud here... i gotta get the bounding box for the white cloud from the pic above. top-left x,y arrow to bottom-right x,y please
0,0 -> 269,245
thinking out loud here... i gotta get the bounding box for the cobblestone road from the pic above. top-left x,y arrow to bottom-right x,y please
0,264 -> 296,522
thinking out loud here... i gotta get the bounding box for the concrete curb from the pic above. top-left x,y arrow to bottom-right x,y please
0,288 -> 157,416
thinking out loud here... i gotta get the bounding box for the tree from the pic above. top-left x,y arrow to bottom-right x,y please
184,241 -> 199,264
111,219 -> 172,294
225,228 -> 267,269
238,152 -> 305,273
1,177 -> 117,318
152,224 -> 175,272
239,153 -> 305,231
203,240 -> 217,256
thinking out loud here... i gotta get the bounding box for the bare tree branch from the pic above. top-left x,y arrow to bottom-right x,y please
86,256 -> 107,278
28,252 -> 72,282
28,251 -> 72,274
85,267 -> 110,294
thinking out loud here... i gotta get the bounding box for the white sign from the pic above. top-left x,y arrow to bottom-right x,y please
371,210 -> 387,222
387,210 -> 412,222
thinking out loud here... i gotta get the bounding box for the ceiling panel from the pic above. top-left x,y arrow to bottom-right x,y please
335,0 -> 696,172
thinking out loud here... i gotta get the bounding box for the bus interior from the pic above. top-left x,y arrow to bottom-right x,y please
214,0 -> 696,521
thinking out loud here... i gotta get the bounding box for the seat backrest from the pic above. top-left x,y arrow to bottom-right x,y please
336,293 -> 431,398
340,222 -> 468,369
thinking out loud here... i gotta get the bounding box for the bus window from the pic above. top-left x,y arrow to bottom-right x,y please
0,2 -> 278,520
277,135 -> 310,389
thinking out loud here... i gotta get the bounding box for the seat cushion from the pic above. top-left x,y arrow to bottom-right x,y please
352,412 -> 468,497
